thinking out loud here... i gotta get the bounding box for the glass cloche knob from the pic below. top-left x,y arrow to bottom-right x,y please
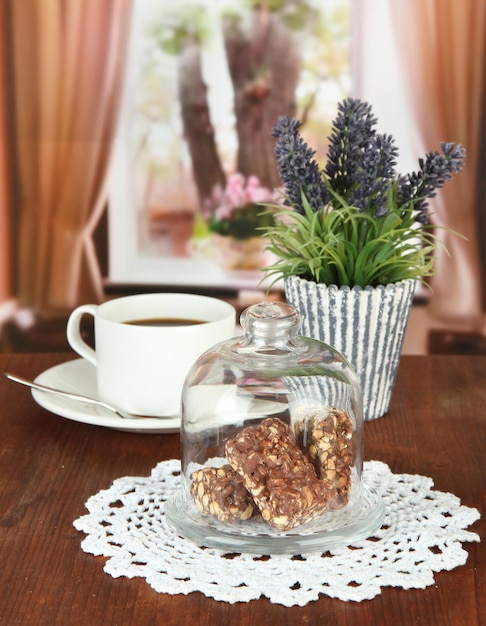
166,301 -> 384,554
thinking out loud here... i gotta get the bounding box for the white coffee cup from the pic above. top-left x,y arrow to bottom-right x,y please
66,293 -> 236,417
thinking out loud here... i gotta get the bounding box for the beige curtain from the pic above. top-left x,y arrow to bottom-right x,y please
390,0 -> 486,328
9,0 -> 133,315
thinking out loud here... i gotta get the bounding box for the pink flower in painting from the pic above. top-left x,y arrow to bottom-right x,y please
214,204 -> 233,220
207,173 -> 279,214
224,173 -> 247,208
204,172 -> 283,240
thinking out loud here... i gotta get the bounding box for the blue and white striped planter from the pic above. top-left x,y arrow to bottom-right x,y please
284,276 -> 416,421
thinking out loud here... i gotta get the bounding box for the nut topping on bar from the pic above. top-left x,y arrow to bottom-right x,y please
190,465 -> 255,523
295,407 -> 353,509
225,417 -> 336,531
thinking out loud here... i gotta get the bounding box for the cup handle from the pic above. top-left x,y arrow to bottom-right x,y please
66,304 -> 98,366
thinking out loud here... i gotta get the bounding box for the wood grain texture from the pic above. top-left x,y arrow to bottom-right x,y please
0,354 -> 484,625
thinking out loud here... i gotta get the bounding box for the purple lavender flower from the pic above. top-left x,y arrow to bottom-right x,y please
325,98 -> 378,190
325,99 -> 398,217
272,115 -> 330,213
346,133 -> 398,217
397,142 -> 466,222
271,99 -> 465,223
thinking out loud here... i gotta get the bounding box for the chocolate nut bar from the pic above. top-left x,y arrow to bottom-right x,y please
190,464 -> 255,523
225,417 -> 336,531
295,407 -> 353,509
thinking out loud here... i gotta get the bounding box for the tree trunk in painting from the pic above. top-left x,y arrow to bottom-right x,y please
223,7 -> 301,190
178,43 -> 226,206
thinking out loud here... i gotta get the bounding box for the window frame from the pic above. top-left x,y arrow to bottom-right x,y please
107,0 -> 416,292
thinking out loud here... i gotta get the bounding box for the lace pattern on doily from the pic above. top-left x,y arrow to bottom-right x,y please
73,460 -> 480,605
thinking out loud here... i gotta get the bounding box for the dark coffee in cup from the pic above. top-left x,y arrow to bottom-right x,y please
124,318 -> 206,327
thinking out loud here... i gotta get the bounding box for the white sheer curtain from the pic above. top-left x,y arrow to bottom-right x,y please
353,0 -> 485,329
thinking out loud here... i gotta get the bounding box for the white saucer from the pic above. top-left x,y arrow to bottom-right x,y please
33,359 -> 180,434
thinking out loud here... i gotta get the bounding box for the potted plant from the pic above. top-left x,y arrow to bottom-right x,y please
262,98 -> 466,420
190,173 -> 281,271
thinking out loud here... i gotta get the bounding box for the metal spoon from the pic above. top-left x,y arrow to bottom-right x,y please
4,372 -> 154,420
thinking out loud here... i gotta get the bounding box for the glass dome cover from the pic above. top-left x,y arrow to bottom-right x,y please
166,301 -> 384,554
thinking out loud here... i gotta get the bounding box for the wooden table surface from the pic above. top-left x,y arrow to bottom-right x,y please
0,353 -> 484,625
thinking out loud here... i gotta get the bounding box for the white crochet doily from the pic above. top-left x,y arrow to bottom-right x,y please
73,460 -> 480,605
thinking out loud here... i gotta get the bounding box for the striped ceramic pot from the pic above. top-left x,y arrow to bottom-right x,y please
284,276 -> 416,421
